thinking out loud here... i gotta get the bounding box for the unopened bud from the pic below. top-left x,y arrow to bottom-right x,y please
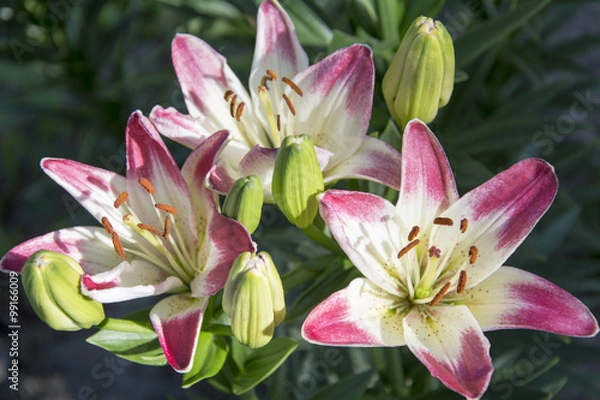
21,251 -> 105,331
222,175 -> 264,234
382,16 -> 455,127
272,135 -> 324,228
223,252 -> 285,348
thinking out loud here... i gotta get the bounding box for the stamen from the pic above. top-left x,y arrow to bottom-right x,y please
223,89 -> 234,102
112,232 -> 125,259
282,93 -> 296,115
163,216 -> 171,240
155,203 -> 178,214
229,94 -> 238,118
138,177 -> 155,195
235,102 -> 245,121
469,245 -> 479,264
430,282 -> 451,306
101,217 -> 114,234
266,69 -> 277,80
397,239 -> 420,259
457,270 -> 467,293
428,246 -> 441,258
113,192 -> 129,208
276,114 -> 281,131
460,218 -> 468,233
408,225 -> 420,241
433,217 -> 454,226
282,77 -> 303,96
138,223 -> 164,237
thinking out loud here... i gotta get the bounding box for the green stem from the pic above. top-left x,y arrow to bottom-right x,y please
386,347 -> 406,397
301,223 -> 343,255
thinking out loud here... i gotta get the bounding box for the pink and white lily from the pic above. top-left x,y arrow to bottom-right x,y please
0,111 -> 254,373
301,120 -> 598,399
150,0 -> 401,202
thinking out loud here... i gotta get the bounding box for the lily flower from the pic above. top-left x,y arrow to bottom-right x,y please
0,111 -> 254,373
150,0 -> 401,202
301,120 -> 598,399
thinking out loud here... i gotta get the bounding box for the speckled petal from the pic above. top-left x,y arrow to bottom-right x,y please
302,278 -> 406,346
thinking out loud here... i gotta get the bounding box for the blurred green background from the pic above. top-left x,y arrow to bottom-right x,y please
1,0 -> 599,399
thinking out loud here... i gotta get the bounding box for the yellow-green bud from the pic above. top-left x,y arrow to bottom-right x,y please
223,252 -> 285,348
272,135 -> 324,229
222,175 -> 264,234
382,16 -> 455,127
21,250 -> 105,331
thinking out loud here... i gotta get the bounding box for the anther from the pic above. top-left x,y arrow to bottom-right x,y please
397,239 -> 420,259
433,217 -> 454,226
276,114 -> 281,131
282,77 -> 303,96
155,203 -> 178,214
223,89 -> 234,102
428,246 -> 441,258
229,94 -> 238,118
113,191 -> 129,208
408,225 -> 420,241
260,76 -> 272,89
163,216 -> 171,240
430,282 -> 451,306
457,270 -> 467,294
137,223 -> 164,237
235,102 -> 245,121
101,217 -> 114,234
266,69 -> 277,80
460,218 -> 468,233
469,245 -> 479,264
112,232 -> 125,259
138,178 -> 155,194
282,93 -> 296,115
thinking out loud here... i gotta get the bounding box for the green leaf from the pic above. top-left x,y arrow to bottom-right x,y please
310,370 -> 374,400
281,254 -> 339,291
454,0 -> 553,67
280,0 -> 333,47
233,338 -> 298,395
86,316 -> 167,366
182,331 -> 228,388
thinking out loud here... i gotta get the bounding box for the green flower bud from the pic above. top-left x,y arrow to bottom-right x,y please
21,250 -> 105,331
382,16 -> 455,127
223,252 -> 285,348
272,135 -> 324,229
222,175 -> 264,234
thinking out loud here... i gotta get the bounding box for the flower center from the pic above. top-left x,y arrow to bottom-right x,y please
101,177 -> 195,283
222,69 -> 303,148
394,216 -> 478,308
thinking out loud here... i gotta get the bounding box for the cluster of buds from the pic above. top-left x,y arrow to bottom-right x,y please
223,252 -> 285,348
383,16 -> 455,127
21,251 -> 105,331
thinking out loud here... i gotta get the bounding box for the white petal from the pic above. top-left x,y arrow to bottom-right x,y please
81,260 -> 186,303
